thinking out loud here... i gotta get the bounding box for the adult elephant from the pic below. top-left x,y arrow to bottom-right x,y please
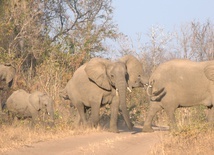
6,89 -> 55,126
61,55 -> 148,132
143,59 -> 214,132
0,63 -> 16,113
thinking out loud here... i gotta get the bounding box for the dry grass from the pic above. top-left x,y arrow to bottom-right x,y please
150,106 -> 214,155
151,123 -> 214,155
0,117 -> 103,153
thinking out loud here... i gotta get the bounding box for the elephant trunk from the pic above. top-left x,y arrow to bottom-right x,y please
117,78 -> 133,130
141,76 -> 149,86
128,76 -> 149,89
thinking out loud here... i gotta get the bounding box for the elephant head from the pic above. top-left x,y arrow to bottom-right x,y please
29,91 -> 55,125
85,58 -> 133,130
0,63 -> 16,89
119,55 -> 148,90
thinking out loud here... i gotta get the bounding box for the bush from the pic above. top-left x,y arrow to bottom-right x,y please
151,122 -> 214,155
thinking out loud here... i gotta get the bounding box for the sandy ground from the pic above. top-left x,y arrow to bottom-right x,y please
4,126 -> 168,155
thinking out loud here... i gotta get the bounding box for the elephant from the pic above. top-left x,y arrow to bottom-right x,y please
143,59 -> 214,132
60,55 -> 148,132
0,63 -> 16,113
59,91 -> 91,125
119,55 -> 148,90
6,89 -> 55,126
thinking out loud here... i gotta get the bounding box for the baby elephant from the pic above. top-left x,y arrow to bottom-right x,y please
6,89 -> 55,126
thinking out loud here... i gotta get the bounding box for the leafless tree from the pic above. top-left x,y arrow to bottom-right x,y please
175,20 -> 214,61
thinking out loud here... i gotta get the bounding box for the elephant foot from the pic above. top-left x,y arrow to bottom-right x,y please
124,122 -> 134,131
109,124 -> 120,133
142,126 -> 154,132
87,121 -> 98,128
109,128 -> 120,133
169,123 -> 178,132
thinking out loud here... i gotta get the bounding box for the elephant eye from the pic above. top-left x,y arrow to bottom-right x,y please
110,74 -> 114,78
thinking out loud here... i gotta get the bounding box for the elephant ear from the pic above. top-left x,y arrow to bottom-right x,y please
204,65 -> 214,81
85,58 -> 111,90
6,66 -> 16,85
29,91 -> 42,111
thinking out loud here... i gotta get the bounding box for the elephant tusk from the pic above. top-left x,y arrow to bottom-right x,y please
116,88 -> 119,96
127,87 -> 132,92
47,112 -> 50,116
146,85 -> 153,96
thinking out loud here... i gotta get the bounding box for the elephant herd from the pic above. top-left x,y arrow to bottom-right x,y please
0,64 -> 55,126
1,56 -> 214,132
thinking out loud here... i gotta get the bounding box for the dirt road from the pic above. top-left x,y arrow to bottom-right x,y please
4,126 -> 168,155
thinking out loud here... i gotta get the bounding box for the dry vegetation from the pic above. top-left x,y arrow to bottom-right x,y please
152,123 -> 214,155
0,120 -> 103,153
150,107 -> 214,155
0,0 -> 214,154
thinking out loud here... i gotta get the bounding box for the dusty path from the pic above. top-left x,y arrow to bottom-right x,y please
4,126 -> 168,155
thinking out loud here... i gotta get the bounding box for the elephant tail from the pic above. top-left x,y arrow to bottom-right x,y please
146,81 -> 166,102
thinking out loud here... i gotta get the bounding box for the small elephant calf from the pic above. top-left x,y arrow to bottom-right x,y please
6,89 -> 55,126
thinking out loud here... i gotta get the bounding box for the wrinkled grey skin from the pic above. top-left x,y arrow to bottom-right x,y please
143,59 -> 214,132
60,55 -> 148,132
0,64 -> 16,113
119,55 -> 148,90
6,89 -> 55,126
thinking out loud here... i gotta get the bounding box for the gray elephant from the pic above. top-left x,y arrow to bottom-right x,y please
143,59 -> 214,132
61,55 -> 148,132
6,89 -> 55,126
0,63 -> 16,113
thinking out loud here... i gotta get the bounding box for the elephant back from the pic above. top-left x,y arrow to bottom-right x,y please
6,89 -> 30,113
204,64 -> 214,81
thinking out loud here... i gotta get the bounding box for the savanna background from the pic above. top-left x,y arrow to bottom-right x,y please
0,0 -> 214,154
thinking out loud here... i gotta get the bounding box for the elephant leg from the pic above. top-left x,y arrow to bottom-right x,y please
69,104 -> 81,125
0,93 -> 3,114
0,90 -> 8,114
164,107 -> 177,131
109,97 -> 120,133
84,106 -> 91,121
143,101 -> 162,132
89,103 -> 100,128
76,112 -> 82,125
7,111 -> 15,125
207,106 -> 214,122
30,111 -> 40,127
75,102 -> 87,126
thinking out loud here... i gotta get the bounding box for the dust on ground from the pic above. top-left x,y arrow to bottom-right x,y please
3,125 -> 168,155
